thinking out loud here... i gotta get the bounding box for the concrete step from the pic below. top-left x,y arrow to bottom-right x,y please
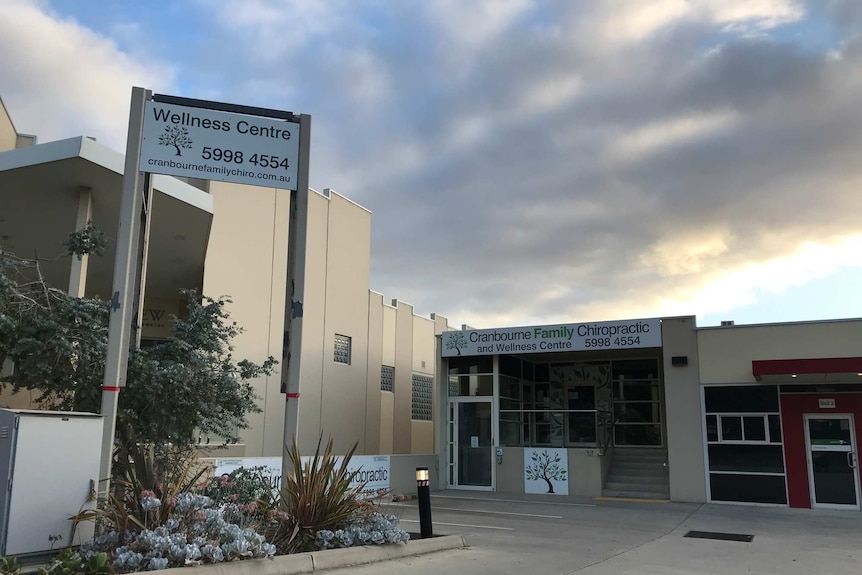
606,474 -> 669,486
612,452 -> 668,461
611,462 -> 668,474
605,480 -> 669,491
602,488 -> 670,500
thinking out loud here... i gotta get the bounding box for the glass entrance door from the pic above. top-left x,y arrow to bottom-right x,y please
447,400 -> 493,490
805,414 -> 860,510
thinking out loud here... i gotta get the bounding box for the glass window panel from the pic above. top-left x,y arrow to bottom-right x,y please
500,415 -> 524,446
500,355 -> 521,378
704,385 -> 779,413
768,415 -> 782,443
448,375 -> 493,396
709,473 -> 787,504
533,412 -> 564,447
534,383 -> 551,407
448,376 -> 461,397
811,451 -> 857,505
534,423 -> 551,445
549,381 -> 565,409
708,444 -> 785,474
614,424 -> 662,446
568,412 -> 596,444
534,363 -> 550,382
567,385 -> 595,409
743,416 -> 766,441
612,358 -> 659,380
613,381 -> 659,401
720,416 -> 743,441
500,376 -> 521,410
522,361 -> 534,382
470,375 -> 493,396
706,415 -> 718,442
808,418 -> 853,446
615,402 -> 661,423
448,356 -> 493,375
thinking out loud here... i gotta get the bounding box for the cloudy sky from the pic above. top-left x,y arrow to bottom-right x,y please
2,0 -> 861,329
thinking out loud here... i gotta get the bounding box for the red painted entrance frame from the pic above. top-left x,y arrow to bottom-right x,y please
753,357 -> 862,380
752,356 -> 862,508
780,394 -> 862,508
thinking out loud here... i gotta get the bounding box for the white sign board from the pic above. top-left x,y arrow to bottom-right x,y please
214,455 -> 390,499
141,101 -> 300,190
818,398 -> 836,409
524,448 -> 568,495
442,318 -> 662,357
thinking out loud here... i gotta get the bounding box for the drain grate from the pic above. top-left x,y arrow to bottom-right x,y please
684,530 -> 754,543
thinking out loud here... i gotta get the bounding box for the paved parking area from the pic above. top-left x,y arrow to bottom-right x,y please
326,491 -> 862,574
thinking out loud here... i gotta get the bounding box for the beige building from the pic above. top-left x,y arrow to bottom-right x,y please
5,96 -> 862,509
0,96 -> 447,462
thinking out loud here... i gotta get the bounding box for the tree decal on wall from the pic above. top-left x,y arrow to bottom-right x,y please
445,332 -> 468,355
159,125 -> 193,156
525,449 -> 567,493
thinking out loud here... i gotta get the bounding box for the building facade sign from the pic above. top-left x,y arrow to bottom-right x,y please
442,318 -> 662,357
141,100 -> 300,190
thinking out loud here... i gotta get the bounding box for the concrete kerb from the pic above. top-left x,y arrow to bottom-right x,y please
142,535 -> 468,575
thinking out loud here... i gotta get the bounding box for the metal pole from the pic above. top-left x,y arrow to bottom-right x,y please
416,467 -> 433,538
100,86 -> 150,493
134,176 -> 154,349
281,114 -> 311,480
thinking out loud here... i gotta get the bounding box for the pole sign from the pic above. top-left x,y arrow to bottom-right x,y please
140,100 -> 299,190
442,318 -> 662,357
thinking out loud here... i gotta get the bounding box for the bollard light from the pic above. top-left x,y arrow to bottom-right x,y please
415,466 -> 432,538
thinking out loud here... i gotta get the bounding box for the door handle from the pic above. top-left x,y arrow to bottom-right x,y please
847,452 -> 857,469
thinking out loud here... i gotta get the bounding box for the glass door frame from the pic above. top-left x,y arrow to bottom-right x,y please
804,413 -> 861,510
447,396 -> 497,491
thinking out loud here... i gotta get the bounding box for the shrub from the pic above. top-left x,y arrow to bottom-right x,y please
37,549 -> 110,575
315,511 -> 409,549
81,493 -> 275,571
265,436 -> 366,553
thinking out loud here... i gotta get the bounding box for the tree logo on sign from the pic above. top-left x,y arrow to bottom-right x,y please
525,449 -> 567,493
445,332 -> 468,356
159,125 -> 193,156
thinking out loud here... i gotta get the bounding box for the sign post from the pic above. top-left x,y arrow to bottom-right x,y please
102,87 -> 308,495
100,87 -> 150,492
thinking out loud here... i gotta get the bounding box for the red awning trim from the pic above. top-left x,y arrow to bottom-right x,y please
752,357 -> 862,378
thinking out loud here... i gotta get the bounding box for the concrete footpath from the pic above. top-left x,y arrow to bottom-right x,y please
316,492 -> 862,575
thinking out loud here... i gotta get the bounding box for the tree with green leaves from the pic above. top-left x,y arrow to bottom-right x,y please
525,449 -> 567,494
0,229 -> 274,469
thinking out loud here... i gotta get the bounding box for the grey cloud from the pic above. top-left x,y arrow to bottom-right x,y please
5,0 -> 861,327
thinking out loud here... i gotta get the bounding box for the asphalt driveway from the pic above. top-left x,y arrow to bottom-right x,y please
327,491 -> 862,574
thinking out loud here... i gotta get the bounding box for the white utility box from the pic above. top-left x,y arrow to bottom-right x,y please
0,409 -> 102,556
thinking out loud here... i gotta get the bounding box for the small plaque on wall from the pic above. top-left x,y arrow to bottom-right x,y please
819,398 -> 836,409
